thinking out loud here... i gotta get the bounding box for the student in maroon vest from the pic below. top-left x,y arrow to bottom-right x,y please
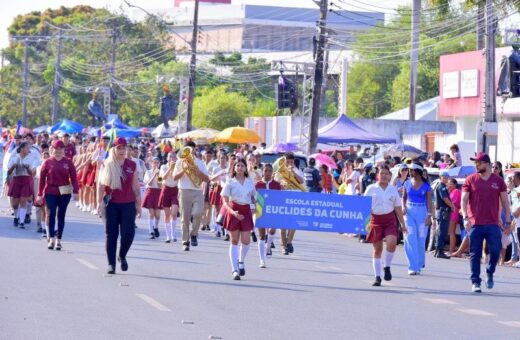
255,163 -> 281,267
36,140 -> 79,250
62,133 -> 76,160
97,137 -> 142,275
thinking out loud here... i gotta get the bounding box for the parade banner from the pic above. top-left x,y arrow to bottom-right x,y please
255,190 -> 371,234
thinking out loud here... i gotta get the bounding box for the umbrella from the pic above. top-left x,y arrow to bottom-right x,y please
50,119 -> 84,134
310,153 -> 338,169
267,142 -> 301,153
213,126 -> 262,144
33,125 -> 50,134
151,122 -> 178,138
177,128 -> 220,140
104,128 -> 141,139
385,143 -> 423,158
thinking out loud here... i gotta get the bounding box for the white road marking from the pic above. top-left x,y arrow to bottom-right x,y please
136,294 -> 171,312
76,258 -> 99,270
497,321 -> 520,328
422,298 -> 458,305
456,309 -> 495,316
328,266 -> 342,271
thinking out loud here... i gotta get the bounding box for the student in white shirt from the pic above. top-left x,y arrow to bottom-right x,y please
364,165 -> 407,286
173,142 -> 209,251
142,157 -> 162,239
158,152 -> 179,242
221,158 -> 256,280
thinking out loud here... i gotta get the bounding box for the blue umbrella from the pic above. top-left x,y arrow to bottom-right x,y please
103,128 -> 141,139
50,119 -> 84,134
104,116 -> 129,129
33,125 -> 51,133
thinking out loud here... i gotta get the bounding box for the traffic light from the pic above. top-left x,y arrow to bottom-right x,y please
497,50 -> 520,98
160,94 -> 177,128
276,75 -> 298,111
510,50 -> 520,98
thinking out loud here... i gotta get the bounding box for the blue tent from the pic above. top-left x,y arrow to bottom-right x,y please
103,127 -> 141,138
317,114 -> 396,144
50,119 -> 84,134
105,116 -> 129,129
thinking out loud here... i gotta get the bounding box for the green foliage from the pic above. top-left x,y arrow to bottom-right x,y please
193,85 -> 252,130
251,99 -> 276,117
347,3 -> 486,118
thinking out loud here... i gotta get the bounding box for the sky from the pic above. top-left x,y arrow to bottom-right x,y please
0,0 -> 412,49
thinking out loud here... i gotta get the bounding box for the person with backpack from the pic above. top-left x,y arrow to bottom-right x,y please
303,158 -> 322,193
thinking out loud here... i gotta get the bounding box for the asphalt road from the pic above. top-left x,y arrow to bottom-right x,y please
1,199 -> 520,340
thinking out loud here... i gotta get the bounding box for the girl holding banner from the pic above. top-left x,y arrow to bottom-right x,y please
222,159 -> 257,280
402,163 -> 433,275
365,165 -> 407,286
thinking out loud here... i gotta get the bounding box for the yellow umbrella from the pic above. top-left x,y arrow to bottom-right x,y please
212,126 -> 262,144
176,128 -> 220,140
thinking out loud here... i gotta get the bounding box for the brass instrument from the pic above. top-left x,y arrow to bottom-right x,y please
273,156 -> 307,192
178,146 -> 203,188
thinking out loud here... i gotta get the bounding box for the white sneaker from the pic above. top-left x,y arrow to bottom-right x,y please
259,261 -> 266,268
514,262 -> 520,268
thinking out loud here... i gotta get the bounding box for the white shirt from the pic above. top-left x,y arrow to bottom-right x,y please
173,157 -> 209,190
159,163 -> 178,187
221,177 -> 256,205
364,183 -> 401,215
206,159 -> 219,176
144,169 -> 160,188
132,157 -> 146,183
7,154 -> 34,176
211,165 -> 228,187
348,170 -> 361,195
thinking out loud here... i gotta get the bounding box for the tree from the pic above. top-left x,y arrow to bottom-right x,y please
192,85 -> 252,130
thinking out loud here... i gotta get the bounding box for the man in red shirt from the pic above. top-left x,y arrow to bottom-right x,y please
461,152 -> 512,293
62,133 -> 76,160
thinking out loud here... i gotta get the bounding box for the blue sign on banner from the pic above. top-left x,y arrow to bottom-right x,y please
255,189 -> 371,234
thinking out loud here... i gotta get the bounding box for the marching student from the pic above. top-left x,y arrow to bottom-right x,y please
143,157 -> 162,239
402,163 -> 433,275
364,165 -> 407,286
159,152 -> 179,243
222,159 -> 257,280
37,140 -> 79,250
255,163 -> 281,267
35,150 -> 50,237
209,153 -> 229,237
97,137 -> 142,274
7,142 -> 36,229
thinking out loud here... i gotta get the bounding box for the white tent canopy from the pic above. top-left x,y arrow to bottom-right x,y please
151,122 -> 178,138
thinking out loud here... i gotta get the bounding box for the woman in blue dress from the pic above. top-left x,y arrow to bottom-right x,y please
402,163 -> 434,275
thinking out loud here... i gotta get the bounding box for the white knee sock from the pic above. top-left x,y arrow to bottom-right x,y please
229,244 -> 239,272
18,208 -> 27,222
239,244 -> 250,263
373,258 -> 382,277
164,223 -> 172,240
171,220 -> 177,239
258,240 -> 266,263
384,251 -> 395,268
266,234 -> 275,252
148,217 -> 154,233
155,218 -> 160,229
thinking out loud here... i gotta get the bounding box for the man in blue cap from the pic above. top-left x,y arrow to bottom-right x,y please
432,170 -> 455,259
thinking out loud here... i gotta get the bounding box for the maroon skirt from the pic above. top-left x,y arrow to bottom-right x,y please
209,184 -> 223,206
8,176 -> 33,198
159,186 -> 179,208
223,201 -> 254,232
366,212 -> 398,243
142,188 -> 161,209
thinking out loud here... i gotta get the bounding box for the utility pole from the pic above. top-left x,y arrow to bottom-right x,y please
186,0 -> 200,132
339,56 -> 348,116
319,45 -> 329,116
308,0 -> 328,154
408,0 -> 420,122
484,0 -> 496,124
109,23 -> 117,115
476,1 -> 486,50
22,40 -> 29,126
51,30 -> 63,124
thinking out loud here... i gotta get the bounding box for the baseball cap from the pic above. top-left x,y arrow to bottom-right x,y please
364,162 -> 373,170
470,152 -> 491,163
408,163 -> 423,171
113,137 -> 127,147
52,140 -> 65,149
439,170 -> 450,177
